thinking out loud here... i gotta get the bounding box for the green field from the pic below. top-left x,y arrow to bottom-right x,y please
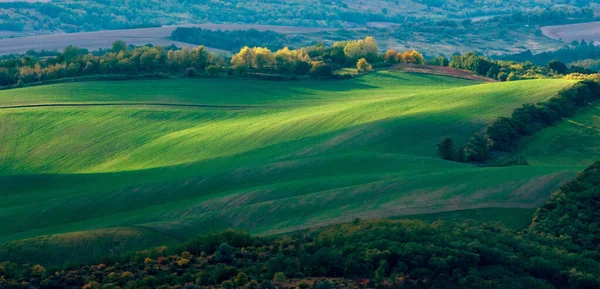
517,103 -> 600,166
0,71 -> 589,265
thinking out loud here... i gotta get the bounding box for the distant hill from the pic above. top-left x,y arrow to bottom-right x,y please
0,0 -> 596,36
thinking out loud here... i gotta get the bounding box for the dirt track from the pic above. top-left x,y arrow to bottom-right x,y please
0,24 -> 332,55
391,64 -> 495,82
541,21 -> 600,43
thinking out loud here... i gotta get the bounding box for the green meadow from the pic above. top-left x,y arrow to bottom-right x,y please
0,71 -> 590,265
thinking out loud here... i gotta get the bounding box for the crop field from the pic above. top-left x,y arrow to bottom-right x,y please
0,71 -> 588,265
541,21 -> 600,43
0,24 -> 332,55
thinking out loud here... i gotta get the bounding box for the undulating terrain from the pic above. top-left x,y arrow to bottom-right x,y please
0,70 -> 594,266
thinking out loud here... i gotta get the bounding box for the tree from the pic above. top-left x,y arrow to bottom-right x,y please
362,36 -> 379,62
461,134 -> 491,162
431,56 -> 449,67
436,137 -> 456,161
231,46 -> 254,69
399,50 -> 424,64
82,282 -> 101,289
486,117 -> 519,151
216,243 -> 234,263
248,280 -> 259,289
384,50 -> 399,64
314,280 -> 333,289
310,61 -> 333,78
547,60 -> 568,74
235,272 -> 249,286
67,62 -> 81,76
357,58 -> 372,73
192,46 -> 210,69
343,36 -> 379,63
294,61 -> 311,75
184,67 -> 196,77
375,260 -> 388,283
222,280 -> 235,289
273,272 -> 286,283
260,280 -> 275,289
206,65 -> 222,77
31,264 -> 46,277
62,45 -> 81,63
111,40 -> 127,53
252,47 -> 275,70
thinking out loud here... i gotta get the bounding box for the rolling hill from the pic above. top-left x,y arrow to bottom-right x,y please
0,71 -> 591,266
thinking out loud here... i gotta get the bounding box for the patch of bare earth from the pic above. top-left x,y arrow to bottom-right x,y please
391,64 -> 495,82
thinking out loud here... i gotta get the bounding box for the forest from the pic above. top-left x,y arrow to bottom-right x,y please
0,162 -> 598,289
0,1 -> 597,34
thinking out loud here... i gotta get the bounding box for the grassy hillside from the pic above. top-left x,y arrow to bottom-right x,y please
3,162 -> 600,288
517,103 -> 600,166
0,71 -> 586,265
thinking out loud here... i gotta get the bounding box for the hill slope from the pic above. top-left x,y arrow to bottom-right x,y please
0,71 -> 587,265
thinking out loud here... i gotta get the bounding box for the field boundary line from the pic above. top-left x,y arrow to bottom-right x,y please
0,102 -> 273,110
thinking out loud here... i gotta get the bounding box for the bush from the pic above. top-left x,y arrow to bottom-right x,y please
273,272 -> 286,283
235,272 -> 249,286
486,117 -> 519,151
222,280 -> 235,289
310,61 -> 333,78
547,60 -> 569,74
314,280 -> 333,289
215,243 -> 234,263
260,280 -> 275,289
460,134 -> 490,163
294,61 -> 311,75
436,137 -> 456,161
206,65 -> 222,77
356,58 -> 372,73
184,67 -> 196,77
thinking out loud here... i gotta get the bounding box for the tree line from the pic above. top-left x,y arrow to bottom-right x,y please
1,161 -> 599,288
0,37 -> 430,88
170,28 -> 292,52
497,40 -> 600,69
437,80 -> 600,163
2,36 -> 588,90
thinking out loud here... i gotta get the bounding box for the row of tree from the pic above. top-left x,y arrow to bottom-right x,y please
498,40 -> 600,68
4,36 -> 587,89
448,52 -> 599,82
170,28 -> 290,52
1,37 -> 435,87
437,80 -> 600,163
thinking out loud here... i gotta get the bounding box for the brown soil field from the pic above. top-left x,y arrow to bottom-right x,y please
390,63 -> 495,82
0,24 -> 333,55
541,21 -> 600,44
